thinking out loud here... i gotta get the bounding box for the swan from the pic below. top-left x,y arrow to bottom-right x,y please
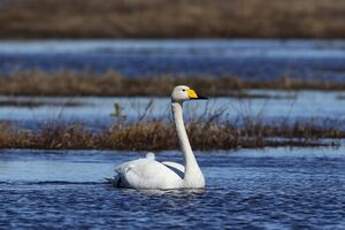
113,85 -> 207,190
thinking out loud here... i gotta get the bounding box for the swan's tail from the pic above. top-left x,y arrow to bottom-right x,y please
105,174 -> 123,187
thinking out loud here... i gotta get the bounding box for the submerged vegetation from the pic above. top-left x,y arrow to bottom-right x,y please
0,120 -> 342,150
0,0 -> 345,39
1,70 -> 345,97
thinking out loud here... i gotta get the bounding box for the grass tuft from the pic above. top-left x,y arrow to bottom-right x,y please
0,121 -> 342,150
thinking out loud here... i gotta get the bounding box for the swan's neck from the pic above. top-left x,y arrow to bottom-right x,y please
172,102 -> 205,188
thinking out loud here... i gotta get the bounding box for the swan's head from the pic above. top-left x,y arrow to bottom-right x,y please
171,85 -> 207,102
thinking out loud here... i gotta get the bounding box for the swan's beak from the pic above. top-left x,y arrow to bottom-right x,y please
188,89 -> 208,100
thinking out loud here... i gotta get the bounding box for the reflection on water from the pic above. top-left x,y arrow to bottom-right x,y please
1,148 -> 345,228
135,188 -> 206,197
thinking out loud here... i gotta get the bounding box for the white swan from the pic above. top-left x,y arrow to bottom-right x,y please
113,85 -> 207,190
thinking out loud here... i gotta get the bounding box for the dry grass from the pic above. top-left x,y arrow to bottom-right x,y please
0,0 -> 345,39
0,120 -> 341,150
1,70 -> 345,97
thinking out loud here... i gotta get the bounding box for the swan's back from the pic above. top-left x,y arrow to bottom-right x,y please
115,157 -> 183,189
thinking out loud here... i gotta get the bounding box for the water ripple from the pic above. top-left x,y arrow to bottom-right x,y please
1,148 -> 345,229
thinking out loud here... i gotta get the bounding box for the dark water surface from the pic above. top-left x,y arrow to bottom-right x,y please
1,148 -> 345,229
1,39 -> 345,81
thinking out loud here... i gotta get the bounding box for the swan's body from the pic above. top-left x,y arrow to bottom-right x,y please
114,86 -> 206,190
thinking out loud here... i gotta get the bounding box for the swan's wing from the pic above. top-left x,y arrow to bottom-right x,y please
115,158 -> 183,189
161,161 -> 185,179
161,161 -> 185,172
114,152 -> 155,175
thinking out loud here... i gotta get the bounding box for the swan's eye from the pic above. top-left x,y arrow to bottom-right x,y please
182,89 -> 186,92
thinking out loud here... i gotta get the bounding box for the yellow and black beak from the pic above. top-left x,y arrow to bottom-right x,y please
187,89 -> 208,100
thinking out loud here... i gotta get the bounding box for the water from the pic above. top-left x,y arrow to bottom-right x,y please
1,39 -> 345,229
2,39 -> 345,129
1,39 -> 345,81
1,148 -> 345,229
2,90 -> 345,130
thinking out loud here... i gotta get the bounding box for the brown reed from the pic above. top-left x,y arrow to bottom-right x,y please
0,0 -> 345,39
0,70 -> 344,97
0,121 -> 341,150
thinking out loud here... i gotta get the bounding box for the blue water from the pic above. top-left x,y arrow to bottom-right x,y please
1,39 -> 345,81
1,148 -> 345,229
1,39 -> 345,229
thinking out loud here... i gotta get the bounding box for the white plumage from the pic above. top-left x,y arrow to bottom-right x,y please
113,85 -> 206,190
